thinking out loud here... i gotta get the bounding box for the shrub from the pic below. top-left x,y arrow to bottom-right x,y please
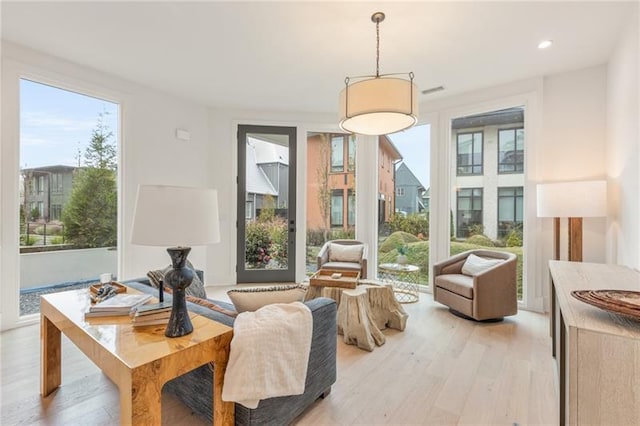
20,235 -> 38,246
50,236 -> 64,245
245,220 -> 272,267
330,228 -> 355,240
388,213 -> 429,237
467,224 -> 485,237
505,229 -> 523,247
379,231 -> 420,253
306,229 -> 326,246
466,234 -> 495,247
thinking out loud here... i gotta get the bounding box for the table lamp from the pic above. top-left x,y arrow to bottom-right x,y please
131,185 -> 220,337
536,180 -> 606,261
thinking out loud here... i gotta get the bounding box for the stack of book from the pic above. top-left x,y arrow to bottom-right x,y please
131,302 -> 173,327
85,293 -> 153,318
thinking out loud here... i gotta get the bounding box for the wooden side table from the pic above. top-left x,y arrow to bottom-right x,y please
378,263 -> 420,303
40,288 -> 234,426
306,281 -> 408,351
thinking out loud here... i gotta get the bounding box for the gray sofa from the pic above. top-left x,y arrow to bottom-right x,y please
125,278 -> 337,425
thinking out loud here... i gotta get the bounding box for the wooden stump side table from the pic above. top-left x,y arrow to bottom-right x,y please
337,287 -> 385,352
306,281 -> 408,351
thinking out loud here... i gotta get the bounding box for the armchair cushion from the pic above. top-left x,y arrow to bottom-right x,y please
434,274 -> 474,299
321,261 -> 363,273
461,254 -> 503,276
328,243 -> 364,263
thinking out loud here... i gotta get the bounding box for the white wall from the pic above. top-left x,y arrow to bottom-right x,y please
540,65 -> 608,264
1,42 -> 212,329
20,248 -> 117,289
606,12 -> 640,269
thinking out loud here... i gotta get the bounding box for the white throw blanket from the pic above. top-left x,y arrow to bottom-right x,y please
222,302 -> 313,409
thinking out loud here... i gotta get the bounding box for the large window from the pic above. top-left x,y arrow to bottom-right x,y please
498,187 -> 523,238
330,190 -> 343,227
331,136 -> 344,172
18,78 -> 119,317
457,131 -> 483,175
498,128 -> 524,173
456,188 -> 483,238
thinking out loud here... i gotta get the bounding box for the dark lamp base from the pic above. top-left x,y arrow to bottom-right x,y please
164,246 -> 194,338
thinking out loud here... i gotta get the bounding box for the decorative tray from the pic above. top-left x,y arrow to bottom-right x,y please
571,289 -> 640,320
90,281 -> 127,295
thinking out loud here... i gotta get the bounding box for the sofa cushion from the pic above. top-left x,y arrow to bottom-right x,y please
227,284 -> 308,313
329,243 -> 363,263
461,254 -> 503,276
147,261 -> 206,299
435,274 -> 474,299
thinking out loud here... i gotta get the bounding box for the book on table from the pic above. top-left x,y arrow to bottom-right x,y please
85,293 -> 153,317
131,310 -> 171,327
134,301 -> 172,316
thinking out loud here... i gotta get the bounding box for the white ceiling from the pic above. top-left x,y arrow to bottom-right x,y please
1,1 -> 635,114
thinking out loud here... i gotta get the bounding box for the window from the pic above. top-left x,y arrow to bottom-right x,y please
37,175 -> 45,194
498,128 -> 524,173
396,187 -> 405,197
347,190 -> 356,226
457,132 -> 483,175
330,190 -> 344,227
456,188 -> 483,238
347,136 -> 356,171
497,187 -> 523,238
331,136 -> 344,172
38,201 -> 44,219
245,200 -> 253,220
51,173 -> 63,193
50,204 -> 62,221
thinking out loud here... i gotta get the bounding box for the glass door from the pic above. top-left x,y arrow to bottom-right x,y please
237,125 -> 296,283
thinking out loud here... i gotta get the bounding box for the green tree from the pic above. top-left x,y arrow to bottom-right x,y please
62,113 -> 117,248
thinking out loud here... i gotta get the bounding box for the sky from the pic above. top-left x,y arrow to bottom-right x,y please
20,79 -> 119,169
19,78 -> 430,188
388,124 -> 431,189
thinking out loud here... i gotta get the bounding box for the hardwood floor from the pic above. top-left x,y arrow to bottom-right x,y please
1,289 -> 557,425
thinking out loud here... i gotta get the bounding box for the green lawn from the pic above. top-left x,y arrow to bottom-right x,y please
306,239 -> 524,299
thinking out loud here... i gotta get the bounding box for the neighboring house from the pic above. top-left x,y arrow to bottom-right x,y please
395,162 -> 427,215
306,133 -> 402,231
245,136 -> 288,220
21,165 -> 76,222
450,107 -> 524,240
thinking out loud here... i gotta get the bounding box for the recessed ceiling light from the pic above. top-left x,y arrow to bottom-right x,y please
538,40 -> 553,49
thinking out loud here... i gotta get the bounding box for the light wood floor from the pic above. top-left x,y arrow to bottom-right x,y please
0,288 -> 558,425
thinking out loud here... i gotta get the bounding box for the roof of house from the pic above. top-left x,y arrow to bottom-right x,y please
21,165 -> 77,173
246,138 -> 278,196
396,162 -> 426,190
249,136 -> 288,166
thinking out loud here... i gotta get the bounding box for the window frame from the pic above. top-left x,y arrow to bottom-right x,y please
330,135 -> 345,173
330,189 -> 344,227
456,131 -> 484,176
497,127 -> 524,174
456,187 -> 483,238
497,186 -> 524,238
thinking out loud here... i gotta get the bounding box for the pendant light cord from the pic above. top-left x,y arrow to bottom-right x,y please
375,18 -> 380,77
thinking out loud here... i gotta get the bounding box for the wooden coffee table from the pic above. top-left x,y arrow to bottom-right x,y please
40,287 -> 234,426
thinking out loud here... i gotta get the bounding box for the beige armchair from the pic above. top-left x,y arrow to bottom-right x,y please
433,249 -> 517,321
316,239 -> 368,279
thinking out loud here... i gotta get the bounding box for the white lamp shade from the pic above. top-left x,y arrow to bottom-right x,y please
339,77 -> 418,135
131,185 -> 220,246
536,180 -> 607,218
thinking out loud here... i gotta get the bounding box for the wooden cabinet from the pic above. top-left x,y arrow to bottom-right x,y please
549,261 -> 640,425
